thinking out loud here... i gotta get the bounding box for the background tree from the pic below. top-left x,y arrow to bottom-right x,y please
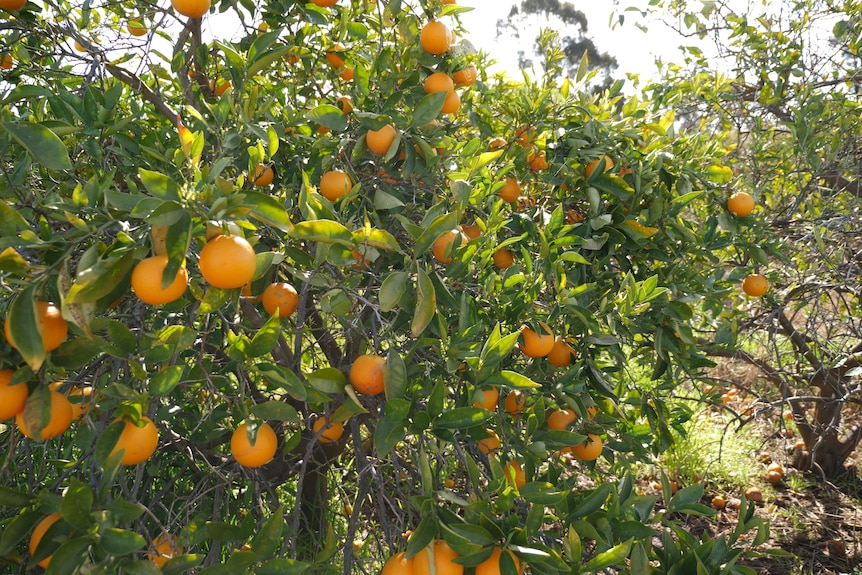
638,0 -> 862,478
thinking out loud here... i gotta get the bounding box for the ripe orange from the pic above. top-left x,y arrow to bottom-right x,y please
420,21 -> 451,55
727,191 -> 755,216
0,53 -> 13,69
68,386 -> 95,420
547,336 -> 576,367
0,0 -> 26,10
514,126 -> 535,146
413,540 -> 463,575
319,169 -> 353,201
261,282 -> 299,318
326,45 -> 345,68
382,552 -> 415,575
492,249 -> 514,270
473,388 -> 499,411
199,234 -> 257,289
336,96 -> 353,113
547,408 -> 577,430
0,369 -> 28,420
349,354 -> 385,394
131,255 -> 188,305
16,389 -> 74,440
569,433 -> 603,461
432,229 -> 467,264
351,248 -> 371,269
503,390 -> 525,414
210,79 -> 232,96
461,223 -> 481,239
504,460 -> 526,488
311,0 -> 337,6
585,155 -> 614,178
453,63 -> 477,87
367,124 -> 397,155
312,417 -> 344,443
489,137 -> 507,151
127,20 -> 147,36
527,150 -> 548,171
253,163 -> 274,186
230,421 -> 278,468
518,322 -> 555,358
4,301 -> 68,353
170,0 -> 210,18
29,512 -> 62,569
148,533 -> 183,567
424,71 -> 455,94
111,415 -> 159,465
742,274 -> 768,297
477,429 -> 501,455
339,67 -> 355,81
497,177 -> 520,203
441,90 -> 461,115
476,547 -> 522,575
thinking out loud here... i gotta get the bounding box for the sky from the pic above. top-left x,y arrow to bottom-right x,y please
457,1 -> 687,86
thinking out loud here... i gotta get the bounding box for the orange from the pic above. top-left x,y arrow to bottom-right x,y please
569,433 -> 603,461
492,249 -> 514,270
253,163 -> 274,186
476,547 -> 522,575
68,386 -> 95,420
727,191 -> 755,216
171,0 -> 210,17
453,63 -> 477,87
504,461 -> 526,488
4,301 -> 68,353
127,20 -> 147,36
420,21 -> 451,55
367,124 -> 397,155
489,137 -> 507,151
336,96 -> 353,113
199,234 -> 257,289
131,255 -> 188,305
312,417 -> 344,443
503,390 -> 525,414
326,45 -> 345,68
349,354 -> 385,395
441,90 -> 461,115
527,150 -> 548,171
473,388 -> 499,411
16,390 -> 73,440
312,0 -> 338,6
461,223 -> 481,239
319,169 -> 352,201
413,540 -> 463,575
339,67 -> 355,81
0,369 -> 27,420
518,322 -> 555,358
547,336 -> 576,367
351,248 -> 371,269
432,229 -> 467,264
148,533 -> 183,567
497,177 -> 520,203
424,72 -> 454,94
0,0 -> 26,9
111,415 -> 159,465
547,408 -> 577,430
514,126 -> 534,146
231,421 -> 278,468
29,512 -> 62,569
742,274 -> 768,297
477,429 -> 500,455
210,79 -> 232,96
1,53 -> 14,69
382,552 -> 415,575
261,282 -> 299,318
585,155 -> 614,178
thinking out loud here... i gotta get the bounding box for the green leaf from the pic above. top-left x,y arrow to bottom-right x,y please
412,91 -> 447,128
406,516 -> 437,558
305,104 -> 348,132
250,508 -> 284,560
66,253 -> 136,304
705,164 -> 734,184
0,511 -> 41,555
43,536 -> 91,575
412,267 -> 437,338
434,407 -> 492,430
290,220 -> 353,246
250,401 -> 299,422
255,363 -> 307,401
107,499 -> 146,524
1,121 -> 72,170
100,528 -> 146,556
384,350 -> 408,400
414,211 -> 460,256
352,228 -> 402,252
379,271 -> 408,312
571,483 -> 614,518
148,365 -> 183,397
374,398 -> 410,454
248,45 -> 292,76
0,486 -> 35,508
161,554 -> 205,575
485,370 -> 541,389
248,311 -> 281,358
584,538 -> 633,572
257,558 -> 312,575
6,287 -> 47,371
307,367 -> 346,394
518,482 -> 567,505
0,247 -> 30,275
245,192 -> 293,232
138,169 -> 181,201
60,479 -> 93,530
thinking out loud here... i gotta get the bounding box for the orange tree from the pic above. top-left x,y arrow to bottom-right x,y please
2,0 -> 774,573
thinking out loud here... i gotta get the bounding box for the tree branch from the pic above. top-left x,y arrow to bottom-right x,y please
105,63 -> 177,121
